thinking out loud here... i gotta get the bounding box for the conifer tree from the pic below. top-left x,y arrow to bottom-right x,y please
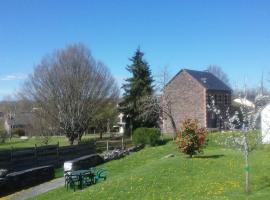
120,48 -> 158,131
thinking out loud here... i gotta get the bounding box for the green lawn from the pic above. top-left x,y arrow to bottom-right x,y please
0,135 -> 97,150
30,133 -> 270,200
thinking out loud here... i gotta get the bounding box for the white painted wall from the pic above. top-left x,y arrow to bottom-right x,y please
261,104 -> 270,144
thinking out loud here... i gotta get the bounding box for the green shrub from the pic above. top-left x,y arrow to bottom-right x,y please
133,128 -> 161,146
0,130 -> 8,143
12,128 -> 26,137
176,119 -> 207,158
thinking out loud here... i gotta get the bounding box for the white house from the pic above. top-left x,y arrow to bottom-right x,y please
261,103 -> 270,144
232,98 -> 255,109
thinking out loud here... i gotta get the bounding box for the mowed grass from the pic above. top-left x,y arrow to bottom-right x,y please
30,133 -> 270,200
0,135 -> 97,150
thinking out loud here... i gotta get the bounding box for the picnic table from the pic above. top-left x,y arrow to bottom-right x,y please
65,169 -> 94,190
65,168 -> 107,191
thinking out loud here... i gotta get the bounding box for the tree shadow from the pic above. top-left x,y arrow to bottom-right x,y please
158,138 -> 172,146
257,176 -> 270,191
193,154 -> 225,159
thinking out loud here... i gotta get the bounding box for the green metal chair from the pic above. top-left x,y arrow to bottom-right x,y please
65,172 -> 80,191
90,167 -> 107,183
82,170 -> 95,187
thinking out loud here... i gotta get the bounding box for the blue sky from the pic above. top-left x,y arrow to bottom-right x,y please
0,0 -> 270,99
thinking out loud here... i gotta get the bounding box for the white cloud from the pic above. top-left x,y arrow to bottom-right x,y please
0,74 -> 27,81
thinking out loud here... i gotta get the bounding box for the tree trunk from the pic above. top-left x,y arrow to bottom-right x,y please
169,116 -> 177,140
69,137 -> 74,145
244,129 -> 250,193
78,133 -> 82,143
245,152 -> 250,193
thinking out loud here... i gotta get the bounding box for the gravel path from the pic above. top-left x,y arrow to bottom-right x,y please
8,177 -> 64,200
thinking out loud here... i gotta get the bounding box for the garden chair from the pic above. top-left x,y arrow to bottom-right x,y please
65,172 -> 80,191
89,167 -> 107,183
82,170 -> 95,187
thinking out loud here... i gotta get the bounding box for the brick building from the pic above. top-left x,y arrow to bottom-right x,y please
162,69 -> 231,134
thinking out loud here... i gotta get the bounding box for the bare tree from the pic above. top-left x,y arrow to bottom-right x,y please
21,44 -> 119,144
207,65 -> 230,86
141,67 -> 178,138
1,96 -> 17,139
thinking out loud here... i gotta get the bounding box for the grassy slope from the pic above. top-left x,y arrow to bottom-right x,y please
31,137 -> 270,200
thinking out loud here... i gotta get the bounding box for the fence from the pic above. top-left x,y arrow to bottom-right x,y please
96,138 -> 133,152
0,141 -> 96,172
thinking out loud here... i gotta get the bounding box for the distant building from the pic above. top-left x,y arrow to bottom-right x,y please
113,113 -> 125,135
232,98 -> 255,109
163,69 -> 232,134
4,112 -> 34,135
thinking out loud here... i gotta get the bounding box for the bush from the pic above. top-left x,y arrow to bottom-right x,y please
176,119 -> 207,158
11,128 -> 26,137
133,128 -> 161,146
0,130 -> 8,143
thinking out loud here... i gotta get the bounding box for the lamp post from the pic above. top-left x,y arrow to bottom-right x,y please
127,114 -> 133,141
130,118 -> 133,141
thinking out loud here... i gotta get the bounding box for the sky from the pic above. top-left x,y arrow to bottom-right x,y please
0,0 -> 270,100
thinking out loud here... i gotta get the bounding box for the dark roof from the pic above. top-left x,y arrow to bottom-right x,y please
7,112 -> 35,127
167,69 -> 231,91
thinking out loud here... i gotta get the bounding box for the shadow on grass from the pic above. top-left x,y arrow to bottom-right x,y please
158,138 -> 172,146
193,154 -> 225,159
257,176 -> 270,191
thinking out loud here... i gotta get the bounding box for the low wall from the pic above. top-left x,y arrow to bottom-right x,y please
0,165 -> 54,197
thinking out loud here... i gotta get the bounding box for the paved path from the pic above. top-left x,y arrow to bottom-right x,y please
7,177 -> 64,200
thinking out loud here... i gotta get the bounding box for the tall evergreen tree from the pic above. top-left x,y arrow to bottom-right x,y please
120,48 -> 158,131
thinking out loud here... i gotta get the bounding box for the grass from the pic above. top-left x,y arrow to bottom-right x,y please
30,132 -> 270,200
54,168 -> 64,179
0,135 -> 98,150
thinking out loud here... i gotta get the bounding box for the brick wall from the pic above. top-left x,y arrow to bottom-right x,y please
163,71 -> 206,134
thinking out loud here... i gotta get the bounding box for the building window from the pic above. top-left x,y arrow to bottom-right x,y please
218,95 -> 222,104
207,95 -> 212,105
224,94 -> 228,105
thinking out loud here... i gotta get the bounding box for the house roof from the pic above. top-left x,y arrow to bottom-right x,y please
167,69 -> 231,92
233,98 -> 255,108
7,112 -> 34,127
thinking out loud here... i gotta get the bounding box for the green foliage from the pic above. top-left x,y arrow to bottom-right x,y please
133,127 -> 161,146
12,128 -> 26,137
176,119 -> 207,157
0,130 -> 7,143
120,48 -> 158,130
93,102 -> 118,134
0,119 -> 7,143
